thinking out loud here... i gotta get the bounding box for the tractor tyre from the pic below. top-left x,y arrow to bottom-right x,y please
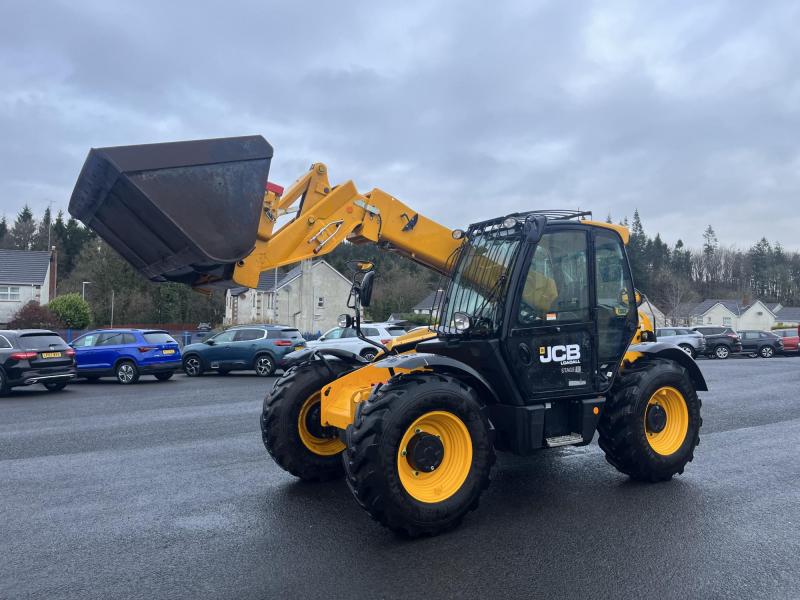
598,358 -> 702,482
343,372 -> 494,537
261,359 -> 352,481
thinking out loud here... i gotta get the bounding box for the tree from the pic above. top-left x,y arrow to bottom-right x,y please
0,216 -> 8,248
9,205 -> 37,250
34,206 -> 52,250
48,293 -> 92,329
8,301 -> 62,329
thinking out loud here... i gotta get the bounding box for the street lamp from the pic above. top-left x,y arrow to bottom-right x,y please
82,281 -> 91,300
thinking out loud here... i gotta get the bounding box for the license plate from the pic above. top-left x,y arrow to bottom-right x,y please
295,345 -> 304,351
162,349 -> 175,355
41,352 -> 62,359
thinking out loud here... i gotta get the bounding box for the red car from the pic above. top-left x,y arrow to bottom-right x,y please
773,328 -> 800,353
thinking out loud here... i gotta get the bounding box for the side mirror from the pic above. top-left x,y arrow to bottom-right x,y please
338,314 -> 353,328
360,271 -> 375,308
318,336 -> 326,341
205,339 -> 215,346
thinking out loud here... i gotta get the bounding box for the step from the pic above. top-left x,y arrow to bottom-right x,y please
545,433 -> 584,448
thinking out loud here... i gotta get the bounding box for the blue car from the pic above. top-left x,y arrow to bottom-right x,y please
71,329 -> 182,384
181,325 -> 305,377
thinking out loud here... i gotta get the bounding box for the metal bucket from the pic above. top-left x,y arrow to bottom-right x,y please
69,135 -> 273,288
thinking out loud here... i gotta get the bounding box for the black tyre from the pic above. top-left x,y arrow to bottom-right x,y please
714,344 -> 730,359
154,372 -> 173,382
0,369 -> 10,396
254,354 -> 275,377
43,381 -> 68,392
261,359 -> 352,481
344,372 -> 494,537
183,355 -> 203,377
116,361 -> 140,385
598,358 -> 702,482
217,369 -> 231,376
678,343 -> 695,358
360,349 -> 378,362
759,346 -> 774,359
85,376 -> 100,382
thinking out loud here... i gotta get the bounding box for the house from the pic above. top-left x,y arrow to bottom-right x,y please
0,249 -> 55,326
412,289 -> 445,318
224,259 -> 352,333
667,297 -> 800,331
639,300 -> 666,328
774,306 -> 800,328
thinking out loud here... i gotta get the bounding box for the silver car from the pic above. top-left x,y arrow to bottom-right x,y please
307,322 -> 407,361
656,327 -> 706,358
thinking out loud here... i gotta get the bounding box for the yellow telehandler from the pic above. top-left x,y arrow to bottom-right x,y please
70,136 -> 705,536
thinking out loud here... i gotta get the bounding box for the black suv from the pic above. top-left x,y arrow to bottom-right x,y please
739,330 -> 783,358
691,326 -> 743,359
0,329 -> 76,394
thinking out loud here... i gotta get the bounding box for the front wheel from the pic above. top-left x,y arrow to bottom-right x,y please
678,344 -> 695,358
261,359 -> 353,481
344,373 -> 494,537
598,358 -> 702,482
116,361 -> 140,385
360,349 -> 378,362
183,356 -> 203,377
759,346 -> 774,358
714,345 -> 730,359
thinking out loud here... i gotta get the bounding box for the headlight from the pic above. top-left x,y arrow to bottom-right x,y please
452,229 -> 465,240
502,217 -> 517,229
453,312 -> 471,332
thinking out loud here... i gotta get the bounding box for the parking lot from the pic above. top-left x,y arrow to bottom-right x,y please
1,357 -> 799,599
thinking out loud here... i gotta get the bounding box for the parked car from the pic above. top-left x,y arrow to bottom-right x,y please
71,329 -> 181,384
181,325 -> 306,377
739,330 -> 783,358
0,329 -> 76,395
306,322 -> 408,361
773,328 -> 799,354
656,327 -> 706,358
691,326 -> 743,359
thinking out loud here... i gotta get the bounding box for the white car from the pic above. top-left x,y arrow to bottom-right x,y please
307,322 -> 408,361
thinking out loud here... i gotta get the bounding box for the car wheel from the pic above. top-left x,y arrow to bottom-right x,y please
678,344 -> 695,358
0,370 -> 9,396
218,369 -> 231,376
255,354 -> 275,377
116,361 -> 140,384
714,345 -> 730,359
759,346 -> 774,359
43,381 -> 68,392
183,356 -> 203,377
360,349 -> 378,362
85,376 -> 100,382
154,372 -> 173,382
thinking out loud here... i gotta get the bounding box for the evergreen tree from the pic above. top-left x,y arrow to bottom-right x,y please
9,205 -> 37,250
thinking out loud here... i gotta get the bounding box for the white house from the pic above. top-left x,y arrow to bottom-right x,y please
0,249 -> 55,326
412,290 -> 445,318
670,298 -> 800,331
224,259 -> 352,334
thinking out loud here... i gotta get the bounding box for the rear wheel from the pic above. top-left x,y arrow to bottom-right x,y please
598,358 -> 702,482
116,361 -> 140,385
43,381 -> 68,392
183,355 -> 203,377
678,343 -> 695,358
344,373 -> 494,537
254,354 -> 275,377
154,372 -> 173,381
261,359 -> 352,481
759,346 -> 774,358
714,345 -> 730,359
360,348 -> 378,362
0,370 -> 7,396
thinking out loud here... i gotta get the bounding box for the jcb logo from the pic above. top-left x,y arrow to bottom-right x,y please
539,344 -> 581,363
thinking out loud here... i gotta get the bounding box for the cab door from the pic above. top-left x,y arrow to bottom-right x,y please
504,228 -> 595,400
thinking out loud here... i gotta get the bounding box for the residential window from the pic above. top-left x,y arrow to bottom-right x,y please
0,286 -> 20,301
317,296 -> 325,308
722,317 -> 731,327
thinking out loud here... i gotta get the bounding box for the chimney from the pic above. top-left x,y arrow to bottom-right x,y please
49,246 -> 58,299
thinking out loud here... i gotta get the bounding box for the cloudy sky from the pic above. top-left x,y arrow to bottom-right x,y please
2,0 -> 799,250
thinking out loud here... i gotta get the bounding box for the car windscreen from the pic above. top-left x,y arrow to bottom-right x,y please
19,333 -> 68,350
144,332 -> 177,344
279,329 -> 304,340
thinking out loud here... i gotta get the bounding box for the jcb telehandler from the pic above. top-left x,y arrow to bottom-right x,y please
69,136 -> 705,536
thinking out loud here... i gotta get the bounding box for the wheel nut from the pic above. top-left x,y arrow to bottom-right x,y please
413,471 -> 419,477
401,449 -> 407,456
415,428 -> 421,434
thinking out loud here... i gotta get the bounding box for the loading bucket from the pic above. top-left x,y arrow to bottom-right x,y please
69,135 -> 273,288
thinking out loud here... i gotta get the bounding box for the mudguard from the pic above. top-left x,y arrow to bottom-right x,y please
374,352 -> 501,405
283,347 -> 367,369
628,342 -> 709,391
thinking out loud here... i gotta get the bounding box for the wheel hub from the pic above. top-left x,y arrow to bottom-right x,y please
304,401 -> 336,439
405,432 -> 445,472
646,403 -> 667,433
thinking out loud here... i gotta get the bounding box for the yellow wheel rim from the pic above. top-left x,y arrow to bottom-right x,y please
645,386 -> 689,456
297,392 -> 345,456
397,411 -> 472,504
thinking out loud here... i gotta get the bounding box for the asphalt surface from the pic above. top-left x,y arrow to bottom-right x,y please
1,356 -> 799,600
